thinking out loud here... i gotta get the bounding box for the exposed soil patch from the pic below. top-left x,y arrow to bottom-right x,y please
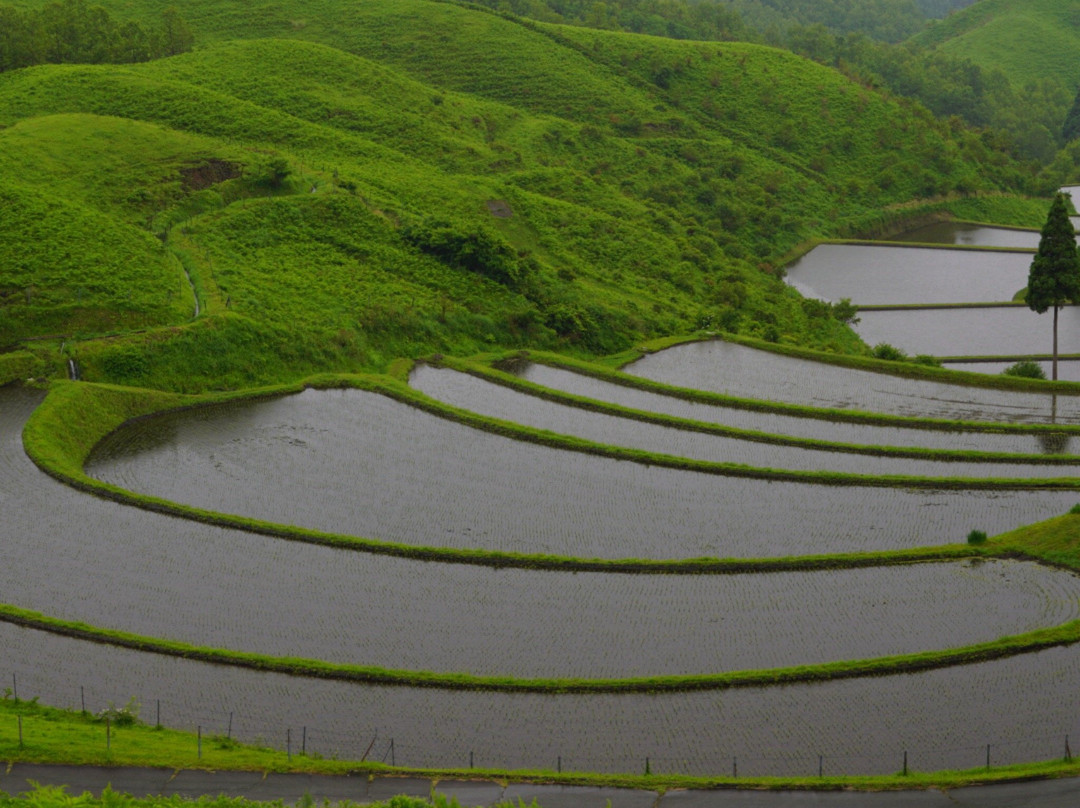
181,159 -> 243,191
485,199 -> 513,218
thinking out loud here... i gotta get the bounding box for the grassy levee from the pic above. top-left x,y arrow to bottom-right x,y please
432,354 -> 1080,464
20,376 -> 991,573
500,341 -> 1080,435
2,594 -> 1080,695
9,702 -> 1080,793
0,788 -> 489,808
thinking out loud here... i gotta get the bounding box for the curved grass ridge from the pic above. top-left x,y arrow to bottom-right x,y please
3,599 -> 1080,694
624,332 -> 1080,394
19,377 -> 997,574
518,340 -> 1080,434
433,355 -> 1080,465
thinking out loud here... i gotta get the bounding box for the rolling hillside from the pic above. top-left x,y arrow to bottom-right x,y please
0,0 -> 1050,390
912,0 -> 1080,90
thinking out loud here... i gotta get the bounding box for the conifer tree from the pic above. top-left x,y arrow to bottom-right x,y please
1027,192 -> 1080,380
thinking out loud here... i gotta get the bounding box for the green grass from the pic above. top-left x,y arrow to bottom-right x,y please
0,0 -> 1049,387
7,698 -> 1080,793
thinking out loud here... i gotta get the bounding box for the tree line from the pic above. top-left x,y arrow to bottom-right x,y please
0,0 -> 193,73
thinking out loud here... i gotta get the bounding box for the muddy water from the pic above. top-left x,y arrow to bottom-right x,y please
410,365 -> 1080,477
855,305 -> 1080,358
785,244 -> 1030,305
625,340 -> 1080,424
6,623 -> 1080,776
890,222 -> 1040,249
512,361 -> 1072,454
85,387 -> 1080,557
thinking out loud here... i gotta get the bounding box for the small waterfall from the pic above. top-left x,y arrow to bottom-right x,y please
67,359 -> 79,381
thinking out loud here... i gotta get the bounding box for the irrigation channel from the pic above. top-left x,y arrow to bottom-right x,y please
13,219 -> 1080,779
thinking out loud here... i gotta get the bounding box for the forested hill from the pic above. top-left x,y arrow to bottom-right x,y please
0,0 -> 1051,390
912,0 -> 1080,90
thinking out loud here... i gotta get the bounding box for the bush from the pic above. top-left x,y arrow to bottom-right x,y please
872,342 -> 907,361
1069,504 -> 1080,515
402,218 -> 524,288
967,529 -> 988,545
1003,360 -> 1047,380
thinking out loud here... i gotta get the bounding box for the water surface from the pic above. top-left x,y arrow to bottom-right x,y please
890,222 -> 1040,249
85,387 -> 1080,558
513,361 -> 1074,454
625,340 -> 1080,424
785,244 -> 1030,305
856,305 -> 1080,359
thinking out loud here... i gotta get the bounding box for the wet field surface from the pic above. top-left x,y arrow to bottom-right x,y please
83,386 -> 1080,558
625,340 -> 1080,424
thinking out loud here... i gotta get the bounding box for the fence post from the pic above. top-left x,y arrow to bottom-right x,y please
227,712 -> 233,739
156,700 -> 161,729
557,755 -> 561,774
469,751 -> 474,769
80,686 -> 85,715
11,673 -> 16,703
198,726 -> 202,759
17,715 -> 22,748
302,727 -> 307,757
287,728 -> 291,761
986,744 -> 991,770
733,757 -> 737,779
818,755 -> 823,778
390,738 -> 394,767
903,750 -> 908,776
1067,735 -> 1073,762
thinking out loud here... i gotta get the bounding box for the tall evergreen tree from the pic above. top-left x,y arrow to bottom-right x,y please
1027,192 -> 1080,381
1063,86 -> 1080,143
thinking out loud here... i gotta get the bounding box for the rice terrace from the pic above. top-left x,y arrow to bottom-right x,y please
12,0 -> 1080,798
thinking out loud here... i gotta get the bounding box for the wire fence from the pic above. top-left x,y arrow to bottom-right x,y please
5,671 -> 1078,779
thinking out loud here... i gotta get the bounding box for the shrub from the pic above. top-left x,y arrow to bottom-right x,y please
911,354 -> 942,367
967,529 -> 988,545
1003,360 -> 1047,380
1070,504 -> 1080,515
872,342 -> 907,361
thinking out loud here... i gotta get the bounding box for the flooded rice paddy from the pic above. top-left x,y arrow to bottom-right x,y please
625,340 -> 1080,424
945,359 -> 1080,383
508,361 -> 1074,454
410,365 -> 1080,477
784,244 -> 1031,305
84,387 -> 1080,557
0,384 -> 1070,678
7,622 -> 1080,776
855,305 -> 1080,359
888,222 -> 1041,249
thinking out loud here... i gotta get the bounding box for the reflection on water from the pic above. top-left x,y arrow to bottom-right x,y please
891,222 -> 1040,249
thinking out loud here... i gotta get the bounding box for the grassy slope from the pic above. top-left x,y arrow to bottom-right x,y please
912,0 -> 1080,90
1,0 -> 1047,389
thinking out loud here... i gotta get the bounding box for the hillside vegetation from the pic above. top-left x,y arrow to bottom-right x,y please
0,0 -> 1050,390
912,0 -> 1080,90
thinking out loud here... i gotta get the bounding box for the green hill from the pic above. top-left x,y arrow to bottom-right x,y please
912,0 -> 1080,90
0,0 -> 1049,389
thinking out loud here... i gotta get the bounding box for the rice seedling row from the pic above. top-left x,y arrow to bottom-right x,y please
626,340 -> 1080,424
410,364 -> 1080,478
7,622 -> 1080,777
512,360 -> 1071,454
784,244 -> 1033,306
80,387 -> 1080,558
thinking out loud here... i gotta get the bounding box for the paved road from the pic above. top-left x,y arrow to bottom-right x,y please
4,764 -> 1080,807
